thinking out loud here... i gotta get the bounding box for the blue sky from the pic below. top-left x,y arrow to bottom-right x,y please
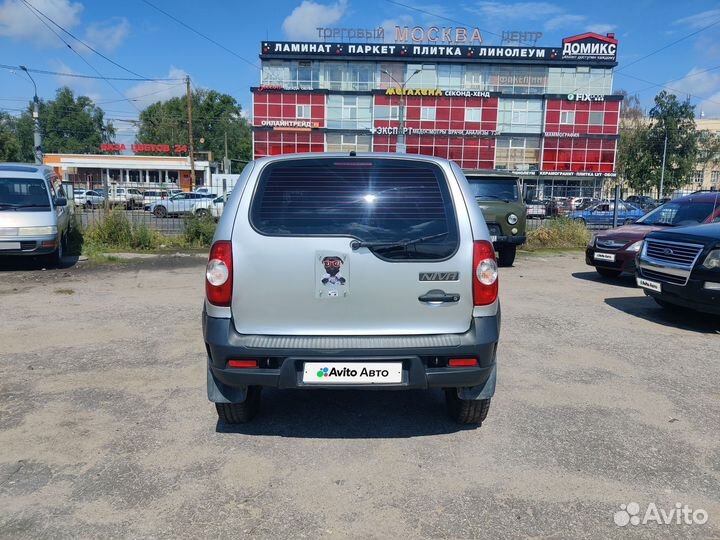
1,0 -> 720,145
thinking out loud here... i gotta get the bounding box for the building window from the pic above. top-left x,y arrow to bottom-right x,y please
498,99 -> 543,134
378,63 -> 404,89
326,134 -> 372,152
489,66 -> 547,94
547,66 -> 613,95
495,137 -> 541,171
465,108 -> 482,123
464,66 -> 486,90
375,105 -> 399,120
560,111 -> 575,124
345,63 -> 375,91
406,64 -> 437,88
589,111 -> 604,125
690,170 -> 704,184
296,105 -> 310,119
438,64 -> 464,90
327,95 -> 372,129
420,107 -> 436,121
711,170 -> 720,184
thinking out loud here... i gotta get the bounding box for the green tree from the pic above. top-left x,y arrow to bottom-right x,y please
136,89 -> 251,164
16,87 -> 115,159
0,112 -> 21,162
647,91 -> 698,196
616,91 -> 653,193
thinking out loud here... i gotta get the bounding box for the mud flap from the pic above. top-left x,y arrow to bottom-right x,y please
207,359 -> 248,403
456,363 -> 496,400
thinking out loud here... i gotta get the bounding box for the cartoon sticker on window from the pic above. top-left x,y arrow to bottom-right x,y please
316,252 -> 349,298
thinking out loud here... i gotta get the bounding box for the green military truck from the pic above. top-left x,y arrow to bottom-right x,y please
464,171 -> 530,267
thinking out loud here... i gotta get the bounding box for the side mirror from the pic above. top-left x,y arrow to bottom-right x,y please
523,187 -> 535,205
54,197 -> 67,207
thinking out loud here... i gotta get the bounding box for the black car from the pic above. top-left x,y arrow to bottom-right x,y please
636,223 -> 720,315
626,195 -> 657,210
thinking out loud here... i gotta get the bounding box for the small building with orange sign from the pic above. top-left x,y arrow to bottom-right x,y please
43,153 -> 216,191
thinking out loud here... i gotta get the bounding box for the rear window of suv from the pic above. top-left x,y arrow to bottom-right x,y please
250,157 -> 459,260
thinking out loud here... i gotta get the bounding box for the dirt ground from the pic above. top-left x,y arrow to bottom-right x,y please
0,252 -> 718,539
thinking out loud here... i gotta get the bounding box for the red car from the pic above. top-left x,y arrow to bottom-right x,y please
586,191 -> 720,278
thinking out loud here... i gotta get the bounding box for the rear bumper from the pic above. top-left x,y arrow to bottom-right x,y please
203,310 -> 500,400
585,246 -> 637,273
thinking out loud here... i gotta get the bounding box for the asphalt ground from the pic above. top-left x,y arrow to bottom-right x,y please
0,252 -> 718,539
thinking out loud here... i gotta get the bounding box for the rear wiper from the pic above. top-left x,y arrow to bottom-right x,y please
351,232 -> 449,251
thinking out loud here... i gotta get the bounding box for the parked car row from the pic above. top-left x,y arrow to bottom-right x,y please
72,186 -> 214,211
586,190 -> 720,314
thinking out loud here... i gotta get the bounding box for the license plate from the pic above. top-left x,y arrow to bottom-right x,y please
490,235 -> 497,242
637,277 -> 661,292
0,242 -> 21,250
594,252 -> 616,262
303,362 -> 402,385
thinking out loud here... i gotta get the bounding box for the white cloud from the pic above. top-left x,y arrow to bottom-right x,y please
126,67 -> 188,109
0,0 -> 83,45
544,14 -> 586,31
586,24 -> 616,35
674,9 -> 720,29
466,2 -> 562,20
51,59 -> 97,95
84,17 -> 129,52
664,67 -> 720,117
282,0 -> 348,40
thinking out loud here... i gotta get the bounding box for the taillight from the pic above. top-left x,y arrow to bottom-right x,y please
206,240 -> 233,306
448,358 -> 479,367
473,240 -> 498,306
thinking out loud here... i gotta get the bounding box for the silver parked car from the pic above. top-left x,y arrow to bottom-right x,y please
203,153 -> 501,425
74,189 -> 105,208
150,192 -> 212,217
0,163 -> 70,266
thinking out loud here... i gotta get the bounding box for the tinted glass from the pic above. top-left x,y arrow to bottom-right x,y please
251,158 -> 459,260
466,179 -> 518,200
638,201 -> 718,226
0,178 -> 51,210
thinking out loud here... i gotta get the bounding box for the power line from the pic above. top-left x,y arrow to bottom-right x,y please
616,15 -> 720,73
141,0 -> 260,69
21,0 -> 151,81
615,71 -> 720,108
21,0 -> 143,114
0,63 -> 182,82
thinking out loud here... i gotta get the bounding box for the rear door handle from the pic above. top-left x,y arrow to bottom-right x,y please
418,289 -> 460,304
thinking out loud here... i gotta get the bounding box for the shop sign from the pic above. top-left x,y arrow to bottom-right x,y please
544,132 -> 580,138
394,26 -> 483,45
567,93 -> 605,102
100,143 -> 187,153
260,120 -> 320,129
371,127 -> 497,136
501,31 -> 543,45
561,33 -> 617,62
385,88 -> 492,98
539,170 -> 617,177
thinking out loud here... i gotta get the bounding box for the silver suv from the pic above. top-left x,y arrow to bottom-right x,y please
203,154 -> 501,425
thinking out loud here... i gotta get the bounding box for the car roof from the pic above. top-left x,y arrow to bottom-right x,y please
251,152 -> 454,168
0,163 -> 51,175
670,191 -> 720,203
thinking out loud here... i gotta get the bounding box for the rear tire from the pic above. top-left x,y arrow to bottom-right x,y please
596,267 -> 622,279
445,391 -> 491,425
497,245 -> 516,267
215,386 -> 261,424
574,218 -> 586,225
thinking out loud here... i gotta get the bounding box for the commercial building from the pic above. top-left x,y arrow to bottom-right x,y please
43,153 -> 215,191
688,118 -> 720,191
251,31 -> 621,198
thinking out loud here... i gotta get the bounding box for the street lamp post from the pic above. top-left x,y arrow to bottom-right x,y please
382,69 -> 421,153
20,66 -> 42,164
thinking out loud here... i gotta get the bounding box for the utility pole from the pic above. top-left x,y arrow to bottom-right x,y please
20,66 -> 42,164
224,129 -> 231,174
382,69 -> 421,153
186,76 -> 196,191
659,130 -> 668,199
